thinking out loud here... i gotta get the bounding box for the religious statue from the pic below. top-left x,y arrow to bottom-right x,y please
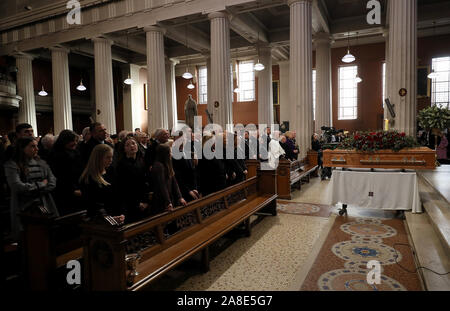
184,94 -> 198,130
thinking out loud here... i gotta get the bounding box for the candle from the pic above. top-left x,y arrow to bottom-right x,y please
384,119 -> 389,131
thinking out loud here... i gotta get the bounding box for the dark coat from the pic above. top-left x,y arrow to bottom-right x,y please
80,138 -> 113,168
197,157 -> 227,196
79,168 -> 123,219
116,156 -> 150,223
172,157 -> 198,202
150,162 -> 182,215
48,149 -> 83,215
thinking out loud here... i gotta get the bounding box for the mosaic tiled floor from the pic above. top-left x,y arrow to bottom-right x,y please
144,213 -> 329,291
300,216 -> 423,291
277,201 -> 334,218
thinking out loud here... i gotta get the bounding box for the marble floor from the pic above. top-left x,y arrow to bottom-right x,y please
419,165 -> 450,204
145,174 -> 433,291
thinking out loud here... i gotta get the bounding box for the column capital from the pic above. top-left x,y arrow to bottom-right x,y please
144,25 -> 166,35
201,51 -> 211,59
13,52 -> 34,60
166,57 -> 179,66
208,11 -> 229,20
287,0 -> 312,7
313,32 -> 332,45
50,45 -> 70,54
92,37 -> 113,46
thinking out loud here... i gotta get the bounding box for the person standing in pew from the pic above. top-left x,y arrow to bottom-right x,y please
172,132 -> 199,203
198,135 -> 227,196
116,136 -> 151,223
79,144 -> 125,225
80,122 -> 113,168
48,130 -> 83,216
150,143 -> 187,215
4,137 -> 58,241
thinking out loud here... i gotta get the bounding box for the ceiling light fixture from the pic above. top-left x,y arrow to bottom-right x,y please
187,80 -> 195,89
77,79 -> 87,91
342,32 -> 355,63
38,85 -> 48,96
124,74 -> 133,85
254,31 -> 265,71
428,22 -> 438,80
183,24 -> 193,80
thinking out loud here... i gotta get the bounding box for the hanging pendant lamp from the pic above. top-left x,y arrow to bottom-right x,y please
342,32 -> 355,63
254,31 -> 265,71
124,74 -> 133,85
187,80 -> 195,89
38,85 -> 48,96
77,79 -> 87,91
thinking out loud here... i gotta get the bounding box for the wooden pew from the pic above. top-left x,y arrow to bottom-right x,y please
276,151 -> 319,200
82,169 -> 277,291
245,159 -> 260,179
20,210 -> 87,290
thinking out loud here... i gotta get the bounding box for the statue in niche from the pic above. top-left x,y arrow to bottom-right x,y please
184,94 -> 198,130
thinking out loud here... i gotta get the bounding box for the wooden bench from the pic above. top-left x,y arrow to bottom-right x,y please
277,151 -> 319,200
245,159 -> 260,179
82,169 -> 277,291
20,210 -> 87,290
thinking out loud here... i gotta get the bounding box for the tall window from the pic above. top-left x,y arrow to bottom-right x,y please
312,69 -> 316,121
431,56 -> 450,108
382,62 -> 386,107
237,60 -> 255,102
338,66 -> 358,120
198,66 -> 207,105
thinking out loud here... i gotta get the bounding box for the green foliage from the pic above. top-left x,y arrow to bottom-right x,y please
418,105 -> 450,131
339,131 -> 419,153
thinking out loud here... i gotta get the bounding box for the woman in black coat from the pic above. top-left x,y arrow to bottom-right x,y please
150,144 -> 187,215
172,136 -> 199,202
116,136 -> 150,223
79,144 -> 125,224
197,135 -> 227,196
49,130 -> 83,215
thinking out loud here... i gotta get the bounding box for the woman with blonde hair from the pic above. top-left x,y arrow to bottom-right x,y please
79,144 -> 125,224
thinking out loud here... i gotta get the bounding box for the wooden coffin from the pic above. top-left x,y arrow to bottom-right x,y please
323,147 -> 436,170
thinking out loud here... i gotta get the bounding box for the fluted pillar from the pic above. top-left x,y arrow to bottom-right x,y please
51,46 -> 73,134
209,12 -> 232,130
314,32 -> 332,133
279,61 -> 291,126
289,0 -> 313,159
93,37 -> 116,135
15,53 -> 37,133
166,58 -> 179,131
145,26 -> 168,134
383,28 -> 391,123
205,53 -> 213,123
388,0 -> 417,136
122,64 -> 141,132
257,45 -> 274,126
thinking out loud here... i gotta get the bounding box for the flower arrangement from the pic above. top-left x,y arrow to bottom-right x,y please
418,105 -> 450,133
339,130 -> 419,153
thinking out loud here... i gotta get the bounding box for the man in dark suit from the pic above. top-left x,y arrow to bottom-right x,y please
144,129 -> 169,170
80,122 -> 113,167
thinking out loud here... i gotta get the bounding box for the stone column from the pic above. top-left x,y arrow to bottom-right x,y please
145,26 -> 168,134
51,46 -> 73,134
388,0 -> 417,136
257,45 -> 273,126
166,58 -> 179,131
205,53 -> 213,123
383,28 -> 391,123
314,32 -> 332,133
278,60 -> 291,126
289,0 -> 313,159
208,12 -> 232,130
93,37 -> 116,135
122,64 -> 141,131
15,53 -> 37,133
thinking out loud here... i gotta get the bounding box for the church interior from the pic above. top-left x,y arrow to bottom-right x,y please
0,0 -> 450,293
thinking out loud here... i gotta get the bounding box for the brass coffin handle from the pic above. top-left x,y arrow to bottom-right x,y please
360,159 -> 426,165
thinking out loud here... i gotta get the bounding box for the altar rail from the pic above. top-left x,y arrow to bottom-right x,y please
82,169 -> 277,291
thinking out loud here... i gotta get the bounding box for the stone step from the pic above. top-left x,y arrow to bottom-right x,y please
418,177 -> 450,258
405,211 -> 450,291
